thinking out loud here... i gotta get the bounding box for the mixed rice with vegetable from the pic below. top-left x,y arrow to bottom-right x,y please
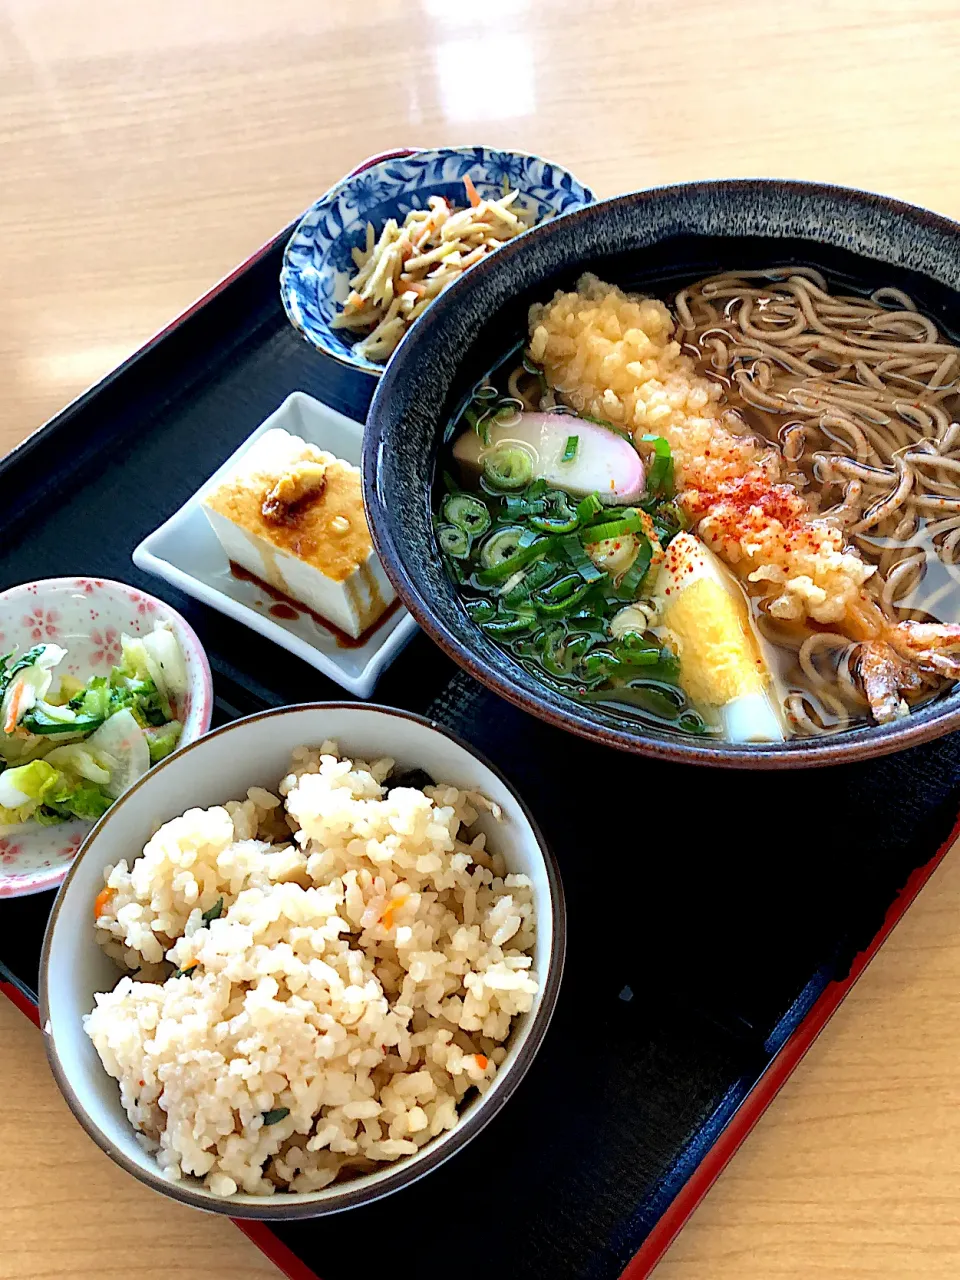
84,743 -> 538,1197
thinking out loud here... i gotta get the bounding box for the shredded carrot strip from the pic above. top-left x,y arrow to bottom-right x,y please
94,887 -> 115,919
413,223 -> 434,250
3,681 -> 25,734
475,1054 -> 488,1070
380,894 -> 409,931
463,174 -> 481,208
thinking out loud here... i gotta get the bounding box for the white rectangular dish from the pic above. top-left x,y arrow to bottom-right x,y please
133,392 -> 418,697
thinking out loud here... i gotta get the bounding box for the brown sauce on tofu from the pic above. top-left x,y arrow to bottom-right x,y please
206,456 -> 373,584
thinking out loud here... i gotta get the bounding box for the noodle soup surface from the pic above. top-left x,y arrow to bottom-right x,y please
436,269 -> 960,742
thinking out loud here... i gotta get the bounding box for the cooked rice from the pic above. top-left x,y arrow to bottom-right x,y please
529,273 -> 875,626
84,744 -> 537,1197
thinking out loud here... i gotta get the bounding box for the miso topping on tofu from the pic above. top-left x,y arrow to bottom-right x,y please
261,458 -> 329,524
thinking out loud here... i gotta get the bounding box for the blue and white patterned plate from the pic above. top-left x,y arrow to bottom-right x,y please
280,146 -> 595,377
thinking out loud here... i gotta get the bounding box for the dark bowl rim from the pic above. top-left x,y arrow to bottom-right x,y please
364,177 -> 960,769
39,700 -> 566,1220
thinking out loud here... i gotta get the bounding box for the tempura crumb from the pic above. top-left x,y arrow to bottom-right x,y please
529,274 -> 875,626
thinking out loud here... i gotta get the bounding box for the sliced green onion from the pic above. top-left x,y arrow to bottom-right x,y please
569,597 -> 608,622
617,630 -> 652,653
442,492 -> 491,535
575,493 -> 603,524
539,626 -> 578,676
678,710 -> 710,735
501,560 -> 557,607
481,612 -> 536,637
262,1107 -> 290,1126
480,526 -> 524,568
641,434 -> 675,497
201,897 -> 224,924
579,649 -> 622,681
540,631 -> 590,677
614,537 -> 653,598
540,573 -> 583,601
483,445 -> 534,492
502,493 -> 547,518
614,642 -> 660,666
536,580 -> 596,616
465,598 -> 497,624
633,682 -> 685,713
464,404 -> 496,445
653,650 -> 681,683
564,633 -> 591,665
522,356 -> 548,391
582,681 -> 684,717
657,499 -> 689,530
438,523 -> 471,558
463,405 -> 490,446
581,509 -> 642,544
476,536 -> 552,585
437,389 -> 701,732
529,491 -> 578,534
493,399 -> 524,426
559,533 -> 606,583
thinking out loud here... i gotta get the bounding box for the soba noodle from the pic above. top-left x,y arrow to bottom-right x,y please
674,269 -> 960,733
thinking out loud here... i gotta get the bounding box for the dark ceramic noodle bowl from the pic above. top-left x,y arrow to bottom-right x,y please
363,180 -> 960,768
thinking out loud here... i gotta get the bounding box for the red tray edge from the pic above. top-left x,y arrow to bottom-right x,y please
621,804 -> 960,1279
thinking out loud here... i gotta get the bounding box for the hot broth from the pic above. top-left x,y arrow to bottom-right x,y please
436,269 -> 960,741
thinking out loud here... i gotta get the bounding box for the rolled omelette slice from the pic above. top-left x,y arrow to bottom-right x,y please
657,532 -> 784,743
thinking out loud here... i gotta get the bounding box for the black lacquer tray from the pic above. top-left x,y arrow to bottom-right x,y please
2,219 -> 960,1280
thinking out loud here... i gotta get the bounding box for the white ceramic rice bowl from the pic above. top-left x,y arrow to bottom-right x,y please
40,702 -> 564,1219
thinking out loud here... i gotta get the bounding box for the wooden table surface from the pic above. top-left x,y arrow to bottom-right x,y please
5,1 -> 960,1277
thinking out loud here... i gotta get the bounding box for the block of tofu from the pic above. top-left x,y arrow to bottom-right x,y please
201,428 -> 395,639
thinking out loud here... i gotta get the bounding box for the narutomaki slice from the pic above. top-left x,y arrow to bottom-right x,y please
453,412 -> 645,504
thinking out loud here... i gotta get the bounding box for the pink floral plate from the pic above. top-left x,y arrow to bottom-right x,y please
0,577 -> 213,898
